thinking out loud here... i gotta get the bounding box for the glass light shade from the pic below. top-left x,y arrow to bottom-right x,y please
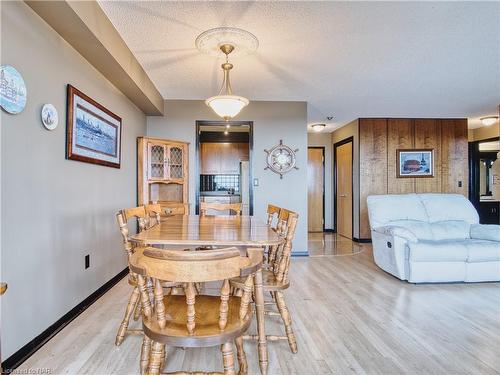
311,124 -> 326,132
481,117 -> 498,127
205,95 -> 249,120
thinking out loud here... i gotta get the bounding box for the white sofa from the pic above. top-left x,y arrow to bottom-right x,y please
367,193 -> 500,283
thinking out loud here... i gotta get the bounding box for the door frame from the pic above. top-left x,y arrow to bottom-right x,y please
333,136 -> 354,235
468,136 -> 500,210
307,146 -> 325,232
195,120 -> 254,215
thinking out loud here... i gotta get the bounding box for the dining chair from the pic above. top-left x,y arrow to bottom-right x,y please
129,246 -> 263,375
115,206 -> 148,346
231,208 -> 299,354
200,202 -> 242,216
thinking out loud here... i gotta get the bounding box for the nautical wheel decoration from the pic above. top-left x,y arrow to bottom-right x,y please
264,140 -> 299,179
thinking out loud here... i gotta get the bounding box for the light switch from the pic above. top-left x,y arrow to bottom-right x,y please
253,178 -> 259,187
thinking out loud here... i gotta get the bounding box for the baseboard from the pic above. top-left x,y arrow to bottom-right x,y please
323,228 -> 335,233
353,237 -> 372,243
291,251 -> 309,257
2,267 -> 129,372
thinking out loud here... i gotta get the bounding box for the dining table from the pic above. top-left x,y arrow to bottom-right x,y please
130,214 -> 283,375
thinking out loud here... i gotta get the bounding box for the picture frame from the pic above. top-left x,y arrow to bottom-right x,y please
66,85 -> 122,168
397,149 -> 434,178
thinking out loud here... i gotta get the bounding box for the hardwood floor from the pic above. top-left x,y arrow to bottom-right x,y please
19,239 -> 500,374
308,232 -> 364,256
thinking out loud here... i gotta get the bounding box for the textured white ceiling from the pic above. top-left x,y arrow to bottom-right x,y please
98,1 -> 500,132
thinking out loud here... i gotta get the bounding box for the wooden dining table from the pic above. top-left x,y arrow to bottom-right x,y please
130,214 -> 282,375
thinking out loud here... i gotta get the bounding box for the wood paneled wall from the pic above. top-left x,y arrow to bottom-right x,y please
359,118 -> 468,239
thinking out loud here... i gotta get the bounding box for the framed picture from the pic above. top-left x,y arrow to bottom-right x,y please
397,149 -> 434,178
66,85 -> 121,168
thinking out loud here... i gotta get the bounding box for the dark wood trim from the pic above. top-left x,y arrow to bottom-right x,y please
353,237 -> 372,244
308,146 -> 325,231
323,228 -> 335,233
333,136 -> 354,238
66,84 -> 122,168
195,121 -> 254,215
1,268 -> 129,372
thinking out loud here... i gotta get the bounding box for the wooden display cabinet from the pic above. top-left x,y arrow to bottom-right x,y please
138,137 -> 189,215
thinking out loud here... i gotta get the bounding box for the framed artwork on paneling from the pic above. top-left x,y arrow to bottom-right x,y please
66,85 -> 122,168
397,149 -> 434,178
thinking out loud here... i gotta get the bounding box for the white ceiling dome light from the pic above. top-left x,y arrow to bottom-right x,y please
480,116 -> 499,127
311,123 -> 326,132
196,27 -> 258,121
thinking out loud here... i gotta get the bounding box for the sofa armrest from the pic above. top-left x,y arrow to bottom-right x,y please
470,224 -> 500,242
372,226 -> 418,243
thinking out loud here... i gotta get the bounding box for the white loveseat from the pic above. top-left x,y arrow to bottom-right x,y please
367,193 -> 500,283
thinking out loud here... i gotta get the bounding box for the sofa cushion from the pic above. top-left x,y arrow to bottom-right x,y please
367,194 -> 428,229
466,240 -> 500,262
470,224 -> 500,242
418,194 -> 479,224
409,240 -> 468,262
386,220 -> 433,240
429,221 -> 471,241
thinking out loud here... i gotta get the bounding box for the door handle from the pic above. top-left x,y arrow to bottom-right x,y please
340,194 -> 348,197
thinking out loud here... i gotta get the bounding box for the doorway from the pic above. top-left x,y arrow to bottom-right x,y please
308,147 -> 325,232
195,121 -> 253,215
334,138 -> 353,239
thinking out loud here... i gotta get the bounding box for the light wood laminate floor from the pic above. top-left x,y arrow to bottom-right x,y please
20,239 -> 500,374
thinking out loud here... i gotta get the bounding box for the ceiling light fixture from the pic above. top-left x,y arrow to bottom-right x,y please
205,44 -> 249,121
481,116 -> 499,127
311,123 -> 326,132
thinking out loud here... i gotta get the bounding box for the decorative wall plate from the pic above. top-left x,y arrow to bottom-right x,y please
0,65 -> 27,114
41,104 -> 58,130
264,140 -> 299,179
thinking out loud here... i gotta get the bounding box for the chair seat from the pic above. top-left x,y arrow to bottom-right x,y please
230,269 -> 289,292
143,295 -> 251,347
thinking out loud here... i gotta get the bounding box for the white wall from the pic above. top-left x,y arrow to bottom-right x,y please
1,2 -> 146,358
307,133 -> 333,229
148,100 -> 308,253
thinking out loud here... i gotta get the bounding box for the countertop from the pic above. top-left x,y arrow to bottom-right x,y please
200,191 -> 240,197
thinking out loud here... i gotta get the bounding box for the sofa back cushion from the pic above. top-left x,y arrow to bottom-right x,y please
367,194 -> 428,229
387,220 -> 470,241
418,194 -> 479,224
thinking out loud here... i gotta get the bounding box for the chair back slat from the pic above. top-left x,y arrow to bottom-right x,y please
185,282 -> 196,334
200,202 -> 242,216
266,204 -> 281,228
145,203 -> 162,229
239,275 -> 254,320
219,279 -> 230,330
154,278 -> 167,328
271,209 -> 299,284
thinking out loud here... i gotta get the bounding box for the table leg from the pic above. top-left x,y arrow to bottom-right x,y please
253,268 -> 268,375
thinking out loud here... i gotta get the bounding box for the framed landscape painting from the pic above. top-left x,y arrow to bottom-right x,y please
397,149 -> 434,178
66,85 -> 122,168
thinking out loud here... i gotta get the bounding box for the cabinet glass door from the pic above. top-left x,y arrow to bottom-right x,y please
167,146 -> 184,179
148,144 -> 166,180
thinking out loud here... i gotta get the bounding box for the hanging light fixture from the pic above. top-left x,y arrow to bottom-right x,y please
480,116 -> 499,127
205,44 -> 249,121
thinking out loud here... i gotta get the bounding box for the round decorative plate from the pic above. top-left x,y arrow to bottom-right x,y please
264,140 -> 299,179
41,104 -> 58,130
0,65 -> 27,114
195,27 -> 259,58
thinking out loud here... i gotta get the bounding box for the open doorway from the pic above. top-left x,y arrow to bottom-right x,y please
334,137 -> 353,239
195,121 -> 253,215
469,137 -> 500,224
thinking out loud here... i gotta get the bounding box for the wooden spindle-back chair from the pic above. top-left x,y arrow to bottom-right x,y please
231,208 -> 299,354
115,206 -> 148,346
129,247 -> 263,375
200,202 -> 242,216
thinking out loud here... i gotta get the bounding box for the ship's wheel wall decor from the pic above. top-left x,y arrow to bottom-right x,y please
264,140 -> 299,179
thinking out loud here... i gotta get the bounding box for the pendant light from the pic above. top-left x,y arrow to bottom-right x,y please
205,44 -> 249,121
